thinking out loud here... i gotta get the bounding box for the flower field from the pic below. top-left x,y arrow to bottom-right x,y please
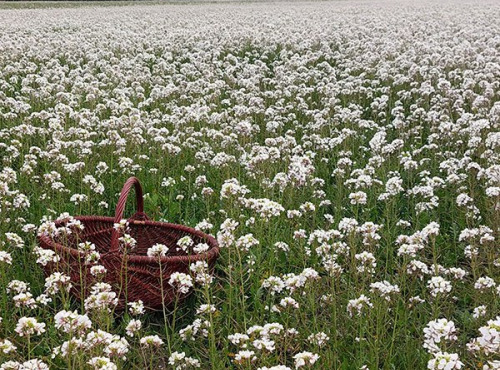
0,1 -> 499,369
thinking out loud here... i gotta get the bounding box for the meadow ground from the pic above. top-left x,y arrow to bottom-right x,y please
0,0 -> 499,369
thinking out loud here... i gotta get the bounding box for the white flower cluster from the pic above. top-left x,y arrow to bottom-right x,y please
347,295 -> 373,317
423,318 -> 458,353
467,316 -> 500,358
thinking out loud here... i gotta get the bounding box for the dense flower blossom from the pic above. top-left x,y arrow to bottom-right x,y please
0,1 -> 499,368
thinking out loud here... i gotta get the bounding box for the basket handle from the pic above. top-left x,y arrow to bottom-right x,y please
110,177 -> 146,253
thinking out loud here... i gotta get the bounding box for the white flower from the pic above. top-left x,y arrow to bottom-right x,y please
0,339 -> 16,354
84,290 -> 118,312
196,304 -> 217,316
54,310 -> 92,335
179,319 -> 210,341
482,361 -> 500,370
104,337 -> 129,360
474,277 -> 496,291
193,243 -> 210,254
307,332 -> 329,347
15,317 -> 46,337
125,319 -> 142,337
235,234 -> 259,252
467,316 -> 500,356
5,233 -> 24,248
168,351 -> 201,369
169,272 -> 194,294
19,359 -> 49,370
147,243 -> 169,258
280,297 -> 299,309
113,219 -> 128,231
0,360 -> 21,370
262,276 -> 285,295
427,352 -> 463,369
128,300 -> 145,316
0,251 -> 12,264
118,234 -> 137,250
140,335 -> 163,348
90,265 -> 107,277
369,281 -> 400,302
347,295 -> 373,317
355,252 -> 377,274
7,280 -> 29,294
177,236 -> 194,253
252,338 -> 275,352
349,191 -> 367,205
70,193 -> 88,205
33,247 -> 59,266
473,305 -> 487,319
44,272 -> 72,295
293,351 -> 319,368
88,357 -> 117,370
423,318 -> 458,353
427,276 -> 452,297
13,292 -> 36,309
234,350 -> 257,364
228,333 -> 250,348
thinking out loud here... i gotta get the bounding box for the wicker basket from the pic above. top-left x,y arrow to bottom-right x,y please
37,177 -> 220,311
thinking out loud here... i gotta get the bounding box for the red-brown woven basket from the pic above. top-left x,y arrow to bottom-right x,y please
37,177 -> 219,311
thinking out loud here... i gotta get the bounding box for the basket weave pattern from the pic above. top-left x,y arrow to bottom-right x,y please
37,177 -> 219,310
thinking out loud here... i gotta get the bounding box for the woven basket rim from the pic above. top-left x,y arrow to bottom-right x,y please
37,215 -> 220,265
